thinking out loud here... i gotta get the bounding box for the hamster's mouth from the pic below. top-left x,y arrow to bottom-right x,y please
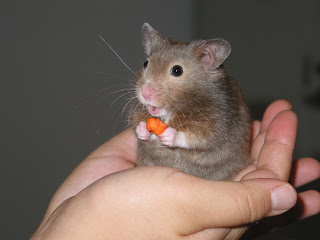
148,105 -> 166,117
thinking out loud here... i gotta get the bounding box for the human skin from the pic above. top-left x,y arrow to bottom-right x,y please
31,100 -> 320,240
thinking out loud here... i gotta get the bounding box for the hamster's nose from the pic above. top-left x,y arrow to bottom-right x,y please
142,84 -> 158,101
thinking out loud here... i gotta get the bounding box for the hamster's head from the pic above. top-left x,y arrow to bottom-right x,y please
136,23 -> 231,121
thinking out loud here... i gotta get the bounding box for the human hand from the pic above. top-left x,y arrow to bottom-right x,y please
31,100 -> 320,240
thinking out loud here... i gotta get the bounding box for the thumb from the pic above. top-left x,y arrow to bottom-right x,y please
175,177 -> 297,231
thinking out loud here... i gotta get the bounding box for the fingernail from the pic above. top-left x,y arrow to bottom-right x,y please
271,184 -> 297,213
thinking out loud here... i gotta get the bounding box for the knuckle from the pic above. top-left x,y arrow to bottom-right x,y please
233,185 -> 269,223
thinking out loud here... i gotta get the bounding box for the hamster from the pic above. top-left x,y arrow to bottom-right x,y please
129,23 -> 252,180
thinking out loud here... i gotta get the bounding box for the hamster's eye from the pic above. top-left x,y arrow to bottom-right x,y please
170,65 -> 183,77
143,61 -> 148,69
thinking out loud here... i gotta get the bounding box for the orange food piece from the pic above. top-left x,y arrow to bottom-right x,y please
146,118 -> 167,135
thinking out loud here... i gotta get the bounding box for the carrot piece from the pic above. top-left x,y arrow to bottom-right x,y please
146,118 -> 167,135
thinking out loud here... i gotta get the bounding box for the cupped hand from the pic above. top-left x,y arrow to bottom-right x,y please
31,100 -> 320,240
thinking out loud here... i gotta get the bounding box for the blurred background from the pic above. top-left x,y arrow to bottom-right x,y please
1,0 -> 319,239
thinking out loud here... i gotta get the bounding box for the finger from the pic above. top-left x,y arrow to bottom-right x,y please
247,110 -> 297,181
251,100 -> 292,161
173,176 -> 297,232
290,158 -> 320,188
250,131 -> 265,162
251,120 -> 261,142
259,99 -> 292,133
101,167 -> 296,233
296,190 -> 320,219
238,190 -> 320,238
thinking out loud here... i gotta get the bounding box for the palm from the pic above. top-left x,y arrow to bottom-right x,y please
38,100 -> 320,239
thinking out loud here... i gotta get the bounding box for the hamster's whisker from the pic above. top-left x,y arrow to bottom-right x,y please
108,88 -> 136,95
96,87 -> 134,97
121,96 -> 137,118
108,92 -> 132,110
97,33 -> 138,78
96,72 -> 130,79
176,111 -> 184,129
127,100 -> 139,116
179,109 -> 186,118
93,80 -> 134,94
195,109 -> 211,124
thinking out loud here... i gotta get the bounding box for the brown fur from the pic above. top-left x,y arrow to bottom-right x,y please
129,24 -> 251,180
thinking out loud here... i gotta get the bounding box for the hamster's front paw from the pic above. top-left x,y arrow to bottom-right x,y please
136,121 -> 151,140
159,127 -> 177,147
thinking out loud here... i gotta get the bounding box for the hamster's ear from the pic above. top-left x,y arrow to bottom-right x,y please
142,23 -> 166,56
199,39 -> 231,70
